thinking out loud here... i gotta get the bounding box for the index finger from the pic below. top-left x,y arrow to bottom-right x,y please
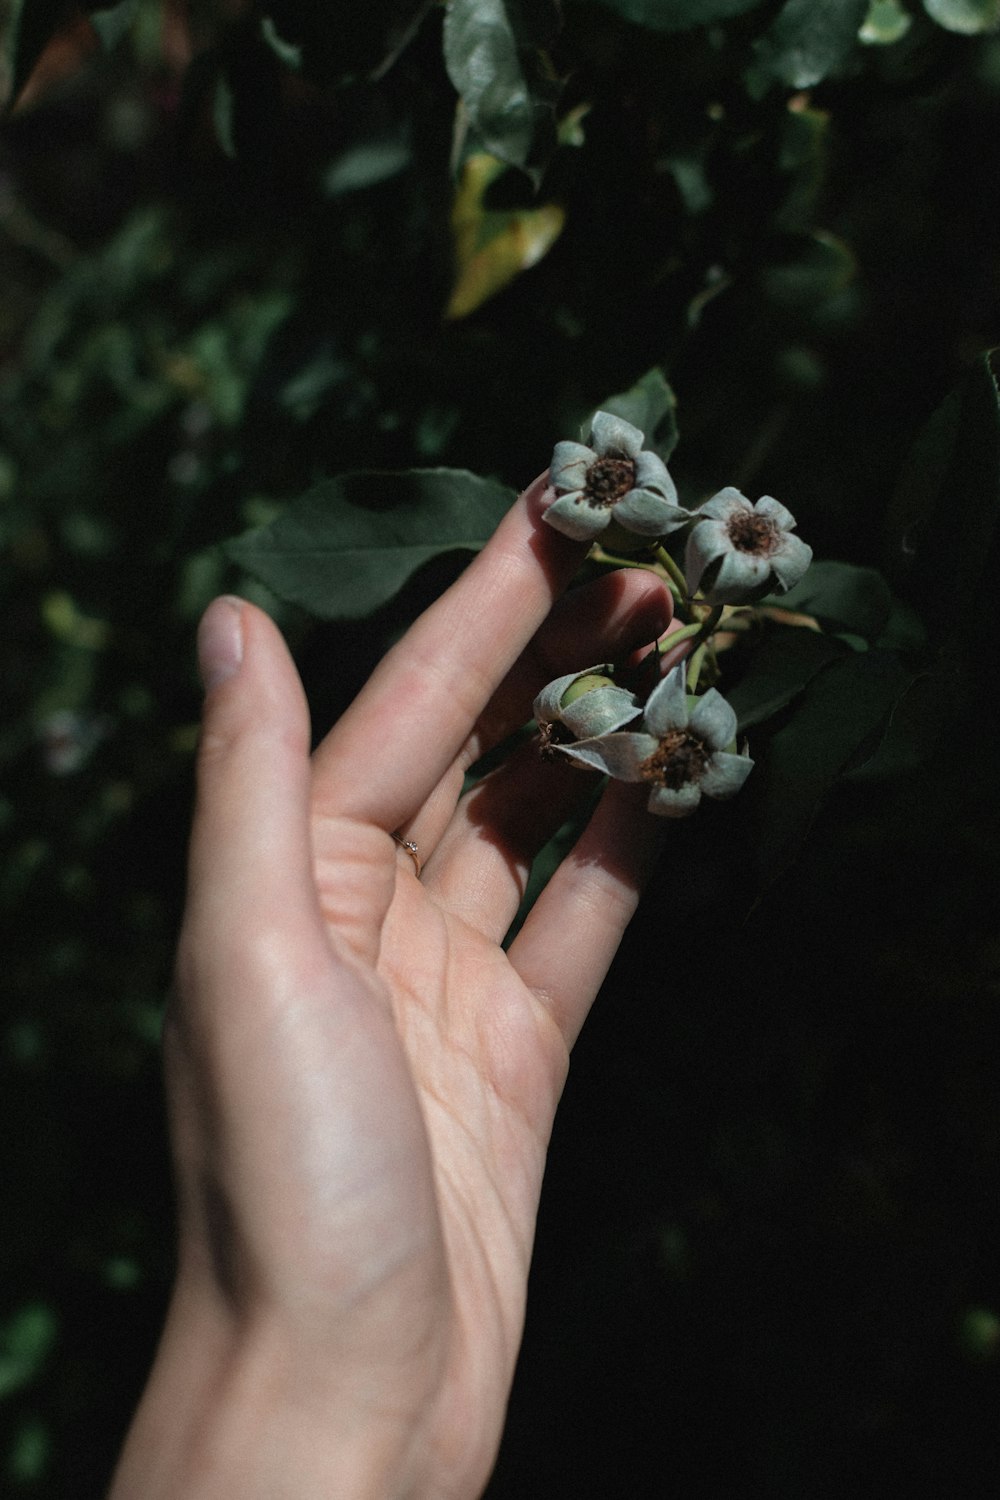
312,473 -> 585,830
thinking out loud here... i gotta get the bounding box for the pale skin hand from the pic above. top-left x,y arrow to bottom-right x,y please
109,476 -> 671,1500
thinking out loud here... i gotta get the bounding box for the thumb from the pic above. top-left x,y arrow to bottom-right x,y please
180,598 -> 319,990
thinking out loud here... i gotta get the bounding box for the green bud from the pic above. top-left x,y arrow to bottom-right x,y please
561,673 -> 615,708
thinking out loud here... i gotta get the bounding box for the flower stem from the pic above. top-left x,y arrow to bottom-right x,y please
593,546 -> 684,606
684,605 -> 724,692
654,545 -> 688,603
686,643 -> 707,692
658,619 -> 703,650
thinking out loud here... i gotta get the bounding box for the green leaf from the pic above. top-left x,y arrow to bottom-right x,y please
87,0 -> 140,51
748,0 -> 869,91
446,152 -> 565,317
726,628 -> 843,732
322,133 -> 412,197
585,0 -> 768,32
923,0 -> 1000,34
766,560 -> 893,641
0,1303 -> 58,1400
840,653 -> 950,783
443,0 -> 562,177
225,469 -> 515,619
760,231 -> 856,313
859,0 -> 913,44
774,102 -> 830,234
260,13 -> 303,69
746,650 -> 915,890
585,368 -> 680,462
885,350 -> 1000,640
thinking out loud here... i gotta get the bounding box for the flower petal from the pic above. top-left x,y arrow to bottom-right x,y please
555,731 -> 657,779
755,494 -> 797,531
589,410 -> 644,460
769,533 -> 813,592
702,546 -> 772,604
534,669 -> 594,724
612,487 -> 685,537
699,749 -> 755,799
695,485 -> 750,523
684,518 -> 732,594
563,684 -> 641,737
550,441 -> 596,493
633,450 -> 678,501
543,492 -> 609,541
647,781 -> 703,817
688,687 -> 737,752
642,661 -> 689,737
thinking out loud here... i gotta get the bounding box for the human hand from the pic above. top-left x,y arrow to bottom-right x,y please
109,475 -> 671,1499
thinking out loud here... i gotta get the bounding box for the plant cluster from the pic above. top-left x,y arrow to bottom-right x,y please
534,408 -> 813,817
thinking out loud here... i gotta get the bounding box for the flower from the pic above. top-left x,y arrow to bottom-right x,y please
543,411 -> 690,543
534,666 -> 641,752
553,661 -> 753,817
685,487 -> 812,605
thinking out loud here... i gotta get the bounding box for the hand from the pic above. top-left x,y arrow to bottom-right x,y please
109,476 -> 671,1499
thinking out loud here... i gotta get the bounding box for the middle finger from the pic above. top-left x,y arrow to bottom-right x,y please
397,565 -> 670,862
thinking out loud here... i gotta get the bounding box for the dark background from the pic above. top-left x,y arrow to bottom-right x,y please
3,1 -> 1000,1493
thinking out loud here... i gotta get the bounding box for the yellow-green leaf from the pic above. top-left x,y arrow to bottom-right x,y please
446,153 -> 565,319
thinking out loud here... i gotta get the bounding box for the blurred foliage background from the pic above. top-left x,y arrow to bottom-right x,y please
3,0 -> 1000,1494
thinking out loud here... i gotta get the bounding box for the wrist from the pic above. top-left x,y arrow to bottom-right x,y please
108,1275 -> 433,1500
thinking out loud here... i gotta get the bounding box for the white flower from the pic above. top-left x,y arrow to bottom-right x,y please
543,411 -> 691,543
554,661 -> 753,817
685,487 -> 812,605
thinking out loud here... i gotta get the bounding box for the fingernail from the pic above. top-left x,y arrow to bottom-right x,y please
197,596 -> 244,692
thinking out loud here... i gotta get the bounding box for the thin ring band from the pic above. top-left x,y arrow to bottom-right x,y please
391,833 -> 422,878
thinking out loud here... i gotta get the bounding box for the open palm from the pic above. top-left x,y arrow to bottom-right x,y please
112,477 -> 670,1500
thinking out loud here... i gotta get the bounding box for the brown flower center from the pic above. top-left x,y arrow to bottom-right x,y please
537,719 -> 573,759
583,457 -> 636,508
727,509 -> 780,554
640,729 -> 710,790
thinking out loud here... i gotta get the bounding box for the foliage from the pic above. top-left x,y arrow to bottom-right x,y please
3,0 -> 1000,1493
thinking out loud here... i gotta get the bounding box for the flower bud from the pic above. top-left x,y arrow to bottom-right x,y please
534,666 -> 641,744
560,673 -> 615,707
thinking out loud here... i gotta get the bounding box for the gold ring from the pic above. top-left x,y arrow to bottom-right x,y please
391,832 -> 421,878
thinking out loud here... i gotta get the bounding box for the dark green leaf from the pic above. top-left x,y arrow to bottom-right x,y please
727,628 -> 843,732
225,469 -> 515,619
260,14 -> 303,70
760,232 -> 856,312
746,650 -> 915,890
748,0 -> 868,91
87,0 -> 139,51
256,0 -> 431,84
586,368 -> 680,462
840,652 -> 951,783
885,350 -> 1000,641
322,132 -> 412,197
766,560 -> 893,641
1,0 -> 72,110
443,0 -> 562,177
0,1303 -> 58,1399
774,104 -> 830,234
586,0 -> 768,32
